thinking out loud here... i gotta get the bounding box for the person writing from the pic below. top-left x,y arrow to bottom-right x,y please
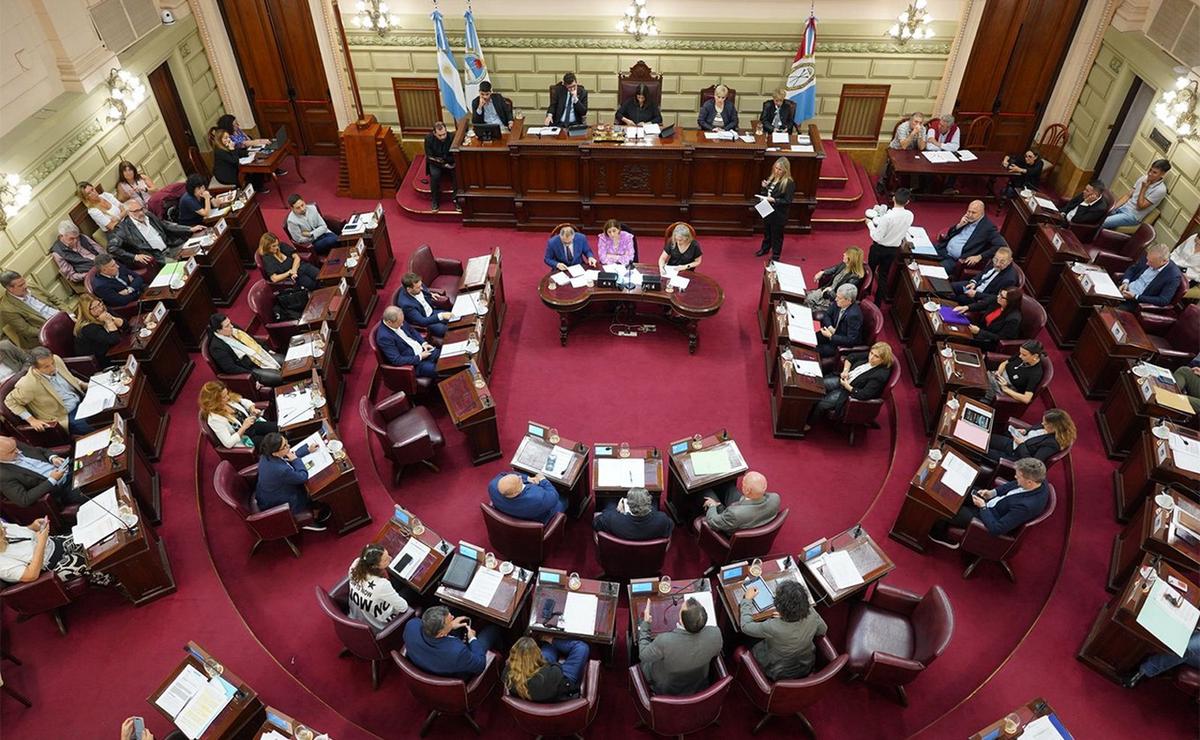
755,157 -> 795,259
545,73 -> 588,128
198,380 -> 277,451
596,220 -> 636,267
930,457 -> 1050,544
402,605 -> 502,679
503,636 -> 590,703
73,293 -> 124,368
616,83 -> 662,126
808,341 -> 894,428
985,408 -> 1076,464
635,596 -> 723,695
375,306 -> 440,379
347,543 -> 410,632
488,471 -> 567,524
699,471 -> 780,534
985,340 -> 1045,405
254,433 -> 327,532
740,579 -> 827,679
593,487 -> 674,540
0,435 -> 86,508
698,85 -> 738,132
258,233 -> 319,292
544,225 -> 597,271
423,122 -> 456,213
659,225 -> 702,271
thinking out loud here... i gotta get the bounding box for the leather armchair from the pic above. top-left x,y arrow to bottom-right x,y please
254,249 -> 298,293
367,320 -> 433,398
594,529 -> 670,581
0,445 -> 76,530
212,461 -> 305,558
1139,304 -> 1200,368
1175,667 -> 1200,703
733,637 -> 847,736
38,312 -> 99,377
408,244 -> 464,302
315,577 -> 412,689
839,361 -> 901,446
502,658 -> 602,737
358,392 -> 443,485
845,583 -> 954,706
198,409 -> 261,467
246,279 -> 307,350
479,502 -> 565,568
693,509 -> 789,569
663,221 -> 697,244
200,339 -> 271,403
988,295 -> 1047,361
698,85 -> 737,108
629,655 -> 733,738
392,647 -> 501,736
1087,223 -> 1155,273
1,571 -> 89,635
939,480 -> 1058,581
956,262 -> 1027,292
0,372 -> 72,448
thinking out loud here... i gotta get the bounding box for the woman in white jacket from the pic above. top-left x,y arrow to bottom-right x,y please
199,380 -> 277,450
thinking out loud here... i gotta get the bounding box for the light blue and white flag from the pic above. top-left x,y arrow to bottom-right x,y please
787,11 -> 818,125
431,7 -> 467,120
463,6 -> 490,103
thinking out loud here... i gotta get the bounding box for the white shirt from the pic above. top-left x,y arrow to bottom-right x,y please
868,207 -> 914,248
926,126 -> 960,152
0,522 -> 56,583
985,483 -> 1039,509
1117,175 -> 1167,220
1066,195 -> 1102,223
1171,234 -> 1200,282
393,324 -> 425,357
87,192 -> 123,230
130,216 -> 168,252
413,292 -> 434,317
847,362 -> 874,382
347,561 -> 409,632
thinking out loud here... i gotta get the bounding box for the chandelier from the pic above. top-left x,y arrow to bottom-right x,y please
104,68 -> 147,123
888,0 -> 934,44
353,0 -> 398,34
616,0 -> 659,41
1156,73 -> 1198,140
0,173 -> 34,231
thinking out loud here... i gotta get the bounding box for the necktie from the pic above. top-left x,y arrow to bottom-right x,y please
565,240 -> 573,261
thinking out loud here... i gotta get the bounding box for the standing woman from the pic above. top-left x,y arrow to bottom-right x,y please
113,162 -> 157,207
78,182 -> 127,232
755,157 -> 795,258
596,219 -> 636,267
697,85 -> 738,132
615,84 -> 663,126
73,294 -> 124,368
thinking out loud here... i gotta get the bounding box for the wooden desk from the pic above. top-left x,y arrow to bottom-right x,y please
891,260 -> 945,341
590,443 -> 664,510
207,187 -> 268,267
83,362 -> 167,461
149,642 -> 264,740
372,505 -> 453,594
511,422 -> 590,517
800,526 -> 895,604
299,285 -> 358,371
253,706 -> 323,740
1046,265 -> 1123,348
1078,555 -> 1200,683
756,263 -> 806,341
240,142 -> 305,205
1108,486 -> 1200,592
714,554 -> 809,631
528,568 -> 619,653
920,344 -> 989,435
1068,307 -> 1155,399
771,349 -> 824,438
934,393 -> 996,460
1114,421 -> 1200,522
434,326 -> 477,379
436,541 -> 535,628
73,424 -> 161,525
455,249 -> 509,337
1097,364 -> 1194,459
437,363 -> 500,465
999,193 -> 1065,261
178,223 -> 245,307
300,423 -> 369,535
969,697 -> 1065,740
886,149 -> 1010,200
665,430 -> 748,522
890,444 -> 981,553
109,308 -> 193,403
338,205 -> 394,287
445,294 -> 497,379
279,329 -> 343,421
85,480 -> 175,605
1023,225 -> 1088,300
274,373 -> 333,441
141,263 -> 216,351
626,576 -> 713,662
317,242 -> 376,327
905,298 -> 976,386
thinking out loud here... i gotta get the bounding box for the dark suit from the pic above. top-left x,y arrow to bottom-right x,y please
91,268 -> 145,307
971,310 -> 1021,353
951,263 -> 1018,311
402,617 -> 501,679
944,480 -> 1049,536
544,233 -> 595,269
759,99 -> 796,134
470,94 -> 512,126
0,443 -> 83,507
395,287 -> 450,338
817,302 -> 863,358
986,427 -> 1062,464
697,99 -> 739,131
593,504 -> 674,541
206,334 -> 285,387
615,98 -> 663,125
935,216 -> 1006,272
255,447 -> 311,515
1061,194 -> 1108,225
546,84 -> 589,127
1121,257 -> 1182,307
374,322 -> 439,378
758,179 -> 795,259
109,213 -> 191,265
212,146 -> 247,186
423,132 -> 455,210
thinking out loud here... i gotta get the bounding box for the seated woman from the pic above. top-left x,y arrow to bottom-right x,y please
759,88 -> 796,134
596,219 -> 635,267
1002,147 -> 1043,197
615,83 -> 663,126
964,287 -> 1023,353
258,233 -> 319,292
254,433 -> 327,531
198,380 -> 278,451
986,408 -> 1076,464
347,543 -> 410,632
659,224 -> 703,271
804,247 -> 866,314
206,313 -> 285,387
177,174 -> 213,227
698,85 -> 738,132
78,181 -> 126,232
502,635 -> 590,703
0,516 -> 113,587
211,127 -> 264,191
73,293 -> 124,368
114,161 -> 157,208
808,341 -> 893,429
216,114 -> 271,149
985,339 -> 1046,405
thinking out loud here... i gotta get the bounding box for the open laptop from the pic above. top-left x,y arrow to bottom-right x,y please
259,126 -> 287,154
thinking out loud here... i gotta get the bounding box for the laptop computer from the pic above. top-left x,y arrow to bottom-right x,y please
260,126 -> 287,154
658,123 -> 676,139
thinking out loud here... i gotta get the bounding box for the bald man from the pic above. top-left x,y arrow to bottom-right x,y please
487,470 -> 567,524
0,435 -> 85,508
934,200 -> 1006,273
697,471 -> 781,534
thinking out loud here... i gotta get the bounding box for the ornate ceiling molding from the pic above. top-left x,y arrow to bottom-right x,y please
25,120 -> 106,186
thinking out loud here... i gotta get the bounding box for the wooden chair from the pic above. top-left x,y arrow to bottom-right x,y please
699,85 -> 737,109
1037,124 -> 1069,181
663,221 -> 696,244
963,116 -> 994,149
618,60 -> 664,109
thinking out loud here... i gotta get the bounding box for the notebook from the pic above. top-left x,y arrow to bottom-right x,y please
441,552 -> 479,591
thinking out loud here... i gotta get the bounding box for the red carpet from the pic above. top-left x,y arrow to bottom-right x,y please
2,156 -> 1191,739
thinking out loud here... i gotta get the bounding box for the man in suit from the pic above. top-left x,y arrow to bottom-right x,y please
543,225 -> 598,271
935,200 -> 1007,273
402,605 -> 502,680
950,246 -> 1017,312
0,272 -> 64,350
593,487 -> 674,540
930,457 -> 1050,544
1061,179 -> 1108,226
0,436 -> 85,507
635,596 -> 723,695
816,284 -> 863,358
253,433 -> 326,531
699,471 -> 781,535
759,88 -> 796,134
50,221 -> 108,290
740,580 -> 828,680
544,72 -> 588,128
108,199 -> 198,266
488,471 -> 566,524
471,81 -> 513,128
376,306 -> 439,379
91,254 -> 144,308
395,272 -> 452,338
1120,243 -> 1182,309
423,122 -> 456,212
4,347 -> 89,435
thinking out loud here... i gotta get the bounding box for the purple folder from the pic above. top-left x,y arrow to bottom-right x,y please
938,306 -> 971,325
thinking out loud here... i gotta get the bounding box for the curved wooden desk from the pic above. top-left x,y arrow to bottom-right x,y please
537,265 -> 724,353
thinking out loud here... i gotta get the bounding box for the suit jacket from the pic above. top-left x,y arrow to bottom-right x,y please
51,235 -> 107,283
488,472 -> 566,524
843,352 -> 891,400
1122,257 -> 1183,307
0,443 -> 64,507
593,504 -> 674,541
759,99 -> 796,134
0,289 -> 62,350
819,303 -> 864,349
207,334 -> 259,376
972,310 -> 1021,351
403,617 -> 489,679
704,492 -> 781,534
374,322 -> 429,368
254,448 -> 310,515
91,268 -> 145,307
636,624 -> 723,695
544,233 -> 595,269
740,603 -> 827,680
212,146 -> 247,186
955,263 -> 1018,312
395,287 -> 448,329
697,99 -> 739,131
109,213 -> 191,265
4,357 -> 85,429
470,94 -> 513,126
976,480 -> 1049,536
937,216 -> 1006,263
615,98 -> 663,125
996,428 -> 1061,463
1061,194 -> 1108,225
423,132 -> 454,173
546,84 -> 589,127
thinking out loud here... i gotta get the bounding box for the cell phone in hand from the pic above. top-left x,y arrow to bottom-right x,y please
132,716 -> 145,740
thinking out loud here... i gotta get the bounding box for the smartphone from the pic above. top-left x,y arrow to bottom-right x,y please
131,716 -> 145,740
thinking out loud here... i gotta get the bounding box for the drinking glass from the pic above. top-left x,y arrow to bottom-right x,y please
619,442 -> 630,458
658,575 -> 672,594
548,427 -> 560,444
749,558 -> 763,577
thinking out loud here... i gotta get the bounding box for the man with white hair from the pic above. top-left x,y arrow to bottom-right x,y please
697,471 -> 780,534
1119,243 -> 1183,309
815,284 -> 863,359
50,221 -> 107,289
593,487 -> 674,540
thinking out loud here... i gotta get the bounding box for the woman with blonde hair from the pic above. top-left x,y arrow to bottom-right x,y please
199,379 -> 277,450
808,341 -> 894,429
698,84 -> 738,131
759,88 -> 796,134
502,636 -> 589,703
985,408 -> 1076,464
805,247 -> 867,313
755,157 -> 795,258
73,293 -> 123,367
78,181 -> 126,231
258,232 -> 319,291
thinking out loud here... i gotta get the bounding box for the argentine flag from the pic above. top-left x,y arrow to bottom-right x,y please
432,9 -> 467,120
787,12 -> 818,125
463,7 -> 490,104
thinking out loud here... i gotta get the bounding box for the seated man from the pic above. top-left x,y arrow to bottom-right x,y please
699,471 -> 781,535
109,199 -> 199,266
1123,626 -> 1200,688
930,457 -> 1050,544
593,487 -> 674,540
1104,159 -> 1170,229
1119,243 -> 1183,309
924,114 -> 960,152
286,195 -> 341,255
375,306 -> 440,379
935,200 -> 1007,273
395,272 -> 453,338
544,225 -> 597,271
889,112 -> 926,150
740,579 -> 828,680
488,471 -> 566,524
50,221 -> 108,290
636,596 -> 723,695
90,254 -> 144,308
0,435 -> 86,508
0,271 -> 64,350
1173,355 -> 1200,414
544,72 -> 588,128
0,341 -> 29,384
4,347 -> 90,435
816,284 -> 863,359
471,81 -> 513,128
1001,147 -> 1043,196
254,433 -> 326,532
1062,179 -> 1109,226
423,122 -> 456,213
951,246 -> 1017,312
403,605 -> 502,680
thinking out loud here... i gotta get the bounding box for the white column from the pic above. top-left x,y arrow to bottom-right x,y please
187,0 -> 256,127
310,0 -> 355,129
30,0 -> 117,93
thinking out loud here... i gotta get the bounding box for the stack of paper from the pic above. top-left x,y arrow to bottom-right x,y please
155,665 -> 208,718
918,265 -> 950,279
785,302 -> 817,347
907,227 -> 937,254
669,275 -> 691,290
1086,271 -> 1123,298
791,144 -> 815,152
285,340 -> 314,362
277,389 -> 316,426
71,486 -> 125,548
642,123 -> 662,136
76,382 -> 117,419
774,262 -> 807,293
739,134 -> 757,143
149,262 -> 186,288
1136,578 -> 1200,656
823,550 -> 865,590
451,291 -> 488,318
703,130 -> 737,140
299,431 -> 335,476
939,451 -> 975,496
174,675 -> 237,740
75,429 -> 112,458
956,149 -> 977,161
464,566 -> 503,605
597,457 -> 645,487
562,592 -> 599,635
1169,433 -> 1200,474
771,132 -> 790,144
1034,196 -> 1058,211
545,445 -> 573,477
550,272 -> 571,286
922,150 -> 957,163
525,127 -> 560,136
440,340 -> 470,358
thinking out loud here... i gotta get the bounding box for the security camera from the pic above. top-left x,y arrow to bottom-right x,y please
161,10 -> 176,25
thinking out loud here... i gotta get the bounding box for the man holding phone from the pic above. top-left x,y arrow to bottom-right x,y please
120,716 -> 155,740
402,605 -> 502,679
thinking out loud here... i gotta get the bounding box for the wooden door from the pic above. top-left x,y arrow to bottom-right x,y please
147,62 -> 197,173
265,0 -> 339,155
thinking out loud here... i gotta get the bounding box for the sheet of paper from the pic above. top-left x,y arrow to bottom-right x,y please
440,340 -> 470,358
464,255 -> 491,285
1086,270 -> 1123,298
1021,715 -> 1068,740
392,537 -> 431,580
785,302 -> 818,346
550,272 -> 570,286
154,664 -> 208,717
773,262 -> 807,293
939,451 -> 975,496
740,134 -> 757,143
685,590 -> 719,627
791,144 -> 815,152
1033,196 -> 1058,211
149,261 -> 184,287
771,132 -> 790,144
918,265 -> 949,279
451,292 -> 478,318
669,275 -> 691,290
566,264 -> 585,277
691,448 -> 733,476
754,198 -> 774,217
956,149 -> 977,161
597,457 -> 645,488
74,429 -> 112,458
299,431 -> 334,477
262,732 -> 289,740
794,359 -> 823,377
922,150 -> 956,163
642,123 -> 661,136
1168,432 -> 1200,473
562,592 -> 599,636
1158,389 -> 1198,416
284,340 -> 314,362
568,275 -> 590,288
174,676 -> 236,740
824,550 -> 865,589
277,389 -> 315,426
76,383 -> 117,419
1136,578 -> 1200,656
906,226 -> 935,250
463,565 -> 503,606
953,417 -> 990,449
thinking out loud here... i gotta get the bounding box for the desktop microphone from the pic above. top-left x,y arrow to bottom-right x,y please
85,490 -> 138,536
851,523 -> 864,539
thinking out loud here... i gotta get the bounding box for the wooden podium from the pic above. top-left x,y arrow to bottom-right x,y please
437,362 -> 501,465
1107,486 -> 1200,592
305,424 -> 370,535
1114,421 -> 1200,522
890,445 -> 980,553
141,265 -> 216,352
317,243 -> 376,327
772,349 -> 824,438
905,299 -> 975,387
891,260 -> 943,341
86,480 -> 175,605
1068,308 -> 1155,399
178,226 -> 244,307
1046,266 -> 1123,348
336,115 -> 409,199
920,344 -> 988,435
1097,363 -> 1195,459
73,422 -> 162,525
1023,225 -> 1089,300
511,422 -> 591,517
109,309 -> 193,404
999,193 -> 1065,261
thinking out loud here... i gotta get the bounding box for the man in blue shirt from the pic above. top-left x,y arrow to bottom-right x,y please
0,435 -> 85,507
935,200 -> 1006,273
470,81 -> 513,128
930,457 -> 1049,545
1120,243 -> 1182,309
488,471 -> 566,524
254,433 -> 326,531
402,605 -> 502,679
375,306 -> 440,378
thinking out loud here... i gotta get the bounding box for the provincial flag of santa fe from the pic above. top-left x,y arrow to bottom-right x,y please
463,7 -> 491,103
787,12 -> 818,125
432,8 -> 468,120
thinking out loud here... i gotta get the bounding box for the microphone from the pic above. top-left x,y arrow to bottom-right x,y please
85,488 -> 138,537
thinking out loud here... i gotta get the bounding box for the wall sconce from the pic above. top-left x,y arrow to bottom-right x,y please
104,68 -> 147,123
616,0 -> 659,41
888,0 -> 934,43
353,0 -> 398,34
1155,73 -> 1198,140
0,173 -> 34,231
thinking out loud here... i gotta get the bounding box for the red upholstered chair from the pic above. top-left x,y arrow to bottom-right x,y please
212,461 -> 305,558
502,658 -> 602,738
0,444 -> 76,530
981,418 -> 1072,484
830,299 -> 882,362
594,529 -> 670,581
1175,667 -> 1200,703
733,637 -> 848,735
367,320 -> 433,397
254,249 -> 297,293
358,392 -> 443,485
1087,223 -> 1155,273
693,509 -> 789,569
1139,304 -> 1200,368
0,372 -> 71,448
315,577 -> 412,690
958,262 -> 1027,291
698,85 -> 737,109
844,583 -> 954,706
983,296 -> 1048,367
246,279 -> 306,350
629,655 -> 734,738
1134,273 -> 1190,322
200,338 -> 270,403
479,502 -> 565,568
197,409 -> 260,467
839,360 -> 901,446
408,244 -> 463,302
936,481 -> 1057,581
38,312 -> 98,377
392,646 -> 502,736
0,571 -> 89,635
